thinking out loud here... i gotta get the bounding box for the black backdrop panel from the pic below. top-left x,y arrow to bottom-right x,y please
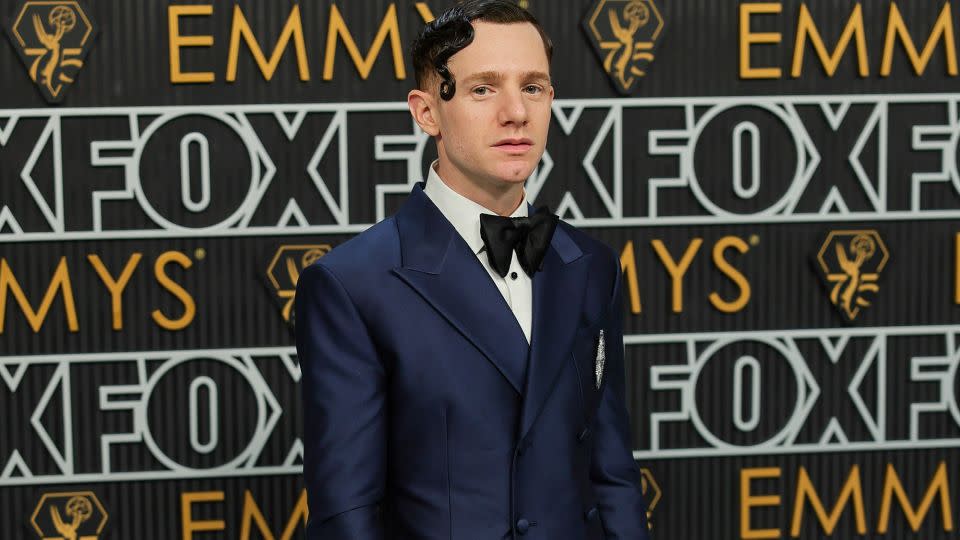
3,0 -> 960,538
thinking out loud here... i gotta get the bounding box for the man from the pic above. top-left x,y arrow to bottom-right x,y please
295,1 -> 650,538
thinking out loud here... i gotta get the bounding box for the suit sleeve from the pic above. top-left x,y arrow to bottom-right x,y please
295,262 -> 386,540
590,248 -> 651,539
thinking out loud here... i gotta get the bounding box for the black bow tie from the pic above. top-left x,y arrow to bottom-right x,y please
479,206 -> 559,278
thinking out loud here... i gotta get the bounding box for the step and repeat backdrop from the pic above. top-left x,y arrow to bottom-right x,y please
2,0 -> 960,538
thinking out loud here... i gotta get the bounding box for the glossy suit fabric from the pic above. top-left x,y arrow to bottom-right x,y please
295,183 -> 650,539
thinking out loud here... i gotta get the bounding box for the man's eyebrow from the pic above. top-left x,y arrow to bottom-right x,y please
460,71 -> 552,85
521,71 -> 551,83
461,71 -> 504,85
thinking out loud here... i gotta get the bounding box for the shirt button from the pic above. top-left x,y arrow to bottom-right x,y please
516,518 -> 530,534
510,271 -> 518,280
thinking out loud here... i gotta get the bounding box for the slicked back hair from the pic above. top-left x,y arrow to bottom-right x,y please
410,0 -> 553,101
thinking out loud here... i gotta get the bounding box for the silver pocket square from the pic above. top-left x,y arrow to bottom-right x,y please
595,329 -> 606,389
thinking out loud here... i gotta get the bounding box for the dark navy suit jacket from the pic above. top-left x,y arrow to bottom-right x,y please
295,183 -> 650,539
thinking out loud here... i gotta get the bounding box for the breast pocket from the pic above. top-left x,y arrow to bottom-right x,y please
572,316 -> 609,421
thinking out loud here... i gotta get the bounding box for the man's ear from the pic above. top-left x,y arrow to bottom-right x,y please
408,89 -> 440,137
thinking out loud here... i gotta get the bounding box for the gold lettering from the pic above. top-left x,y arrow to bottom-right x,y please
877,461 -> 953,532
955,233 -> 960,304
739,3 -> 783,79
790,465 -> 866,536
709,236 -> 751,313
152,251 -> 196,331
0,257 -> 78,334
651,239 -> 702,313
239,489 -> 309,540
181,491 -> 225,539
323,4 -> 406,80
881,3 -> 957,76
620,241 -> 642,314
168,5 -> 215,83
792,3 -> 868,77
414,2 -> 435,23
88,253 -> 142,331
741,467 -> 782,539
227,5 -> 310,82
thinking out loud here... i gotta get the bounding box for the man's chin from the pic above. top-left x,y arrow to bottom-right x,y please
489,162 -> 538,185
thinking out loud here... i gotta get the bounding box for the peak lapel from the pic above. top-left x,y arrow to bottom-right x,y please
519,225 -> 588,439
392,184 -> 530,394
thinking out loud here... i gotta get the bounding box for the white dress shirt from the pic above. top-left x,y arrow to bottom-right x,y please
423,162 -> 533,344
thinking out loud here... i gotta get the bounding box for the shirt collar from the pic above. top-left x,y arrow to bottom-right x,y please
423,160 -> 528,255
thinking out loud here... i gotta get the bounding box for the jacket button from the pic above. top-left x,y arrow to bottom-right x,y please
516,518 -> 530,534
577,427 -> 591,442
585,507 -> 599,521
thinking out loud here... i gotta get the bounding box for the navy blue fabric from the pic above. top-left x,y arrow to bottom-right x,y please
295,183 -> 650,539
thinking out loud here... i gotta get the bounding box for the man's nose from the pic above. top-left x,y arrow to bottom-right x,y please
497,88 -> 528,127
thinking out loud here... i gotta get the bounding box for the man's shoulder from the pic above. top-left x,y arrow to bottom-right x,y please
311,217 -> 401,279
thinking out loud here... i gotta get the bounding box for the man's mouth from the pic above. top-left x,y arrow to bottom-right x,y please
493,138 -> 534,154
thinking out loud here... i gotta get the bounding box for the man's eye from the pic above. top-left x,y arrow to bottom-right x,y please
524,85 -> 543,94
473,86 -> 489,96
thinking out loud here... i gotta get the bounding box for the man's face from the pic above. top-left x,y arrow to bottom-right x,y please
432,21 -> 553,191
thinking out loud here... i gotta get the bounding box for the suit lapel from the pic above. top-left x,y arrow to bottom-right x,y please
392,184 -> 530,393
519,224 -> 589,439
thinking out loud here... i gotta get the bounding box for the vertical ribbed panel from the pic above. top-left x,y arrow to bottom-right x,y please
2,0 -> 959,537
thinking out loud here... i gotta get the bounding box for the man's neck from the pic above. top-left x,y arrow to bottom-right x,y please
434,161 -> 525,217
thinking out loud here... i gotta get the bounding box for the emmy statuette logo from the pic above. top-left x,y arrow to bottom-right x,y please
5,0 -> 97,103
582,0 -> 665,94
265,244 -> 331,325
816,230 -> 889,321
639,468 -> 661,530
29,491 -> 108,540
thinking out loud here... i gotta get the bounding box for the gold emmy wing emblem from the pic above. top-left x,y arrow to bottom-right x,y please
30,491 -> 108,540
5,0 -> 97,103
816,230 -> 889,321
582,0 -> 665,94
639,468 -> 661,530
266,245 -> 331,324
